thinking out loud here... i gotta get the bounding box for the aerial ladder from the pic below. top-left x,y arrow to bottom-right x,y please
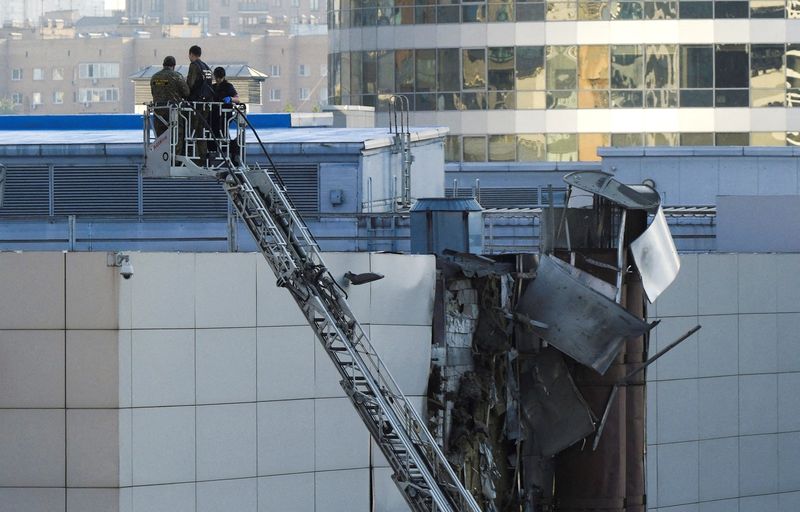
143,102 -> 482,512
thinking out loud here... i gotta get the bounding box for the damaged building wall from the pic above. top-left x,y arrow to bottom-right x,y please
647,253 -> 800,512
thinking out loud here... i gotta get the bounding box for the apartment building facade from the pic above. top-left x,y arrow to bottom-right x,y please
0,29 -> 328,114
126,0 -> 326,34
328,0 -> 800,162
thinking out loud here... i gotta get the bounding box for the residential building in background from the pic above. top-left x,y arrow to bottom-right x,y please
0,0 -> 111,26
327,0 -> 800,162
125,0 -> 326,34
0,28 -> 328,114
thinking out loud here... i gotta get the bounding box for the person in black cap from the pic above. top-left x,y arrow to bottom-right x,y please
210,66 -> 241,165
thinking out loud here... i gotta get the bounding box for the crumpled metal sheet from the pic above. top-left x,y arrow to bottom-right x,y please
563,170 -> 660,211
518,348 -> 595,456
630,206 -> 681,303
516,254 -> 649,374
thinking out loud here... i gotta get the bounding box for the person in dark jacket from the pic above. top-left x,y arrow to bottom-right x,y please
210,67 -> 241,165
186,45 -> 214,162
149,56 -> 190,155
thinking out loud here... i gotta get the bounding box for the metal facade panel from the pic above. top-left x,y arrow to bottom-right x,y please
516,254 -> 649,374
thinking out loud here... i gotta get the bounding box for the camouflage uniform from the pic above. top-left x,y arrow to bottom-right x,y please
150,67 -> 190,145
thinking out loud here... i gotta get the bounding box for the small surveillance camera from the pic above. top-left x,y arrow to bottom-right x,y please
120,259 -> 134,279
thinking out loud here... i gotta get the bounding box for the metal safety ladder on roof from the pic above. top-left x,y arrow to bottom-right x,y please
217,128 -> 481,512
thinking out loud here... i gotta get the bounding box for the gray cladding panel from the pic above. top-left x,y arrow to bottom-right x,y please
717,195 -> 800,252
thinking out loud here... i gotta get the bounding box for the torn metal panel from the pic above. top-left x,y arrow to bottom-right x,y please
563,171 -> 660,211
519,348 -> 595,457
630,206 -> 681,303
515,254 -> 649,374
440,249 -> 514,277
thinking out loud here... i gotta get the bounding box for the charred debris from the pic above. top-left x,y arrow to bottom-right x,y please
424,172 -> 696,512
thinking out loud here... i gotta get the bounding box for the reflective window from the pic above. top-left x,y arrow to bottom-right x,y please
546,46 -> 577,108
517,134 -> 547,160
611,133 -> 644,146
489,47 -> 515,91
786,45 -> 800,107
546,133 -> 577,161
644,1 -> 677,18
516,0 -> 545,20
377,50 -> 395,94
516,46 -> 545,90
546,0 -> 577,20
363,51 -> 377,94
578,45 -> 609,108
750,132 -> 784,146
463,136 -> 487,161
516,45 -> 546,108
611,45 -> 644,107
716,132 -> 749,145
750,0 -> 784,17
488,0 -> 514,21
463,49 -> 487,90
438,48 -> 460,92
680,45 -> 713,106
612,1 -> 643,19
645,44 -> 678,107
578,0 -> 606,20
350,52 -> 363,96
751,44 -> 784,107
578,133 -> 609,161
680,132 -> 714,145
714,0 -> 748,18
462,1 -> 486,22
645,132 -> 678,146
679,0 -> 712,18
415,49 -> 436,93
445,135 -> 461,161
395,49 -> 414,93
489,134 -> 516,161
437,0 -> 460,23
715,44 -> 748,107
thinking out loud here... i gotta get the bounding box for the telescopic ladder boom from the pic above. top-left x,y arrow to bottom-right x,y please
144,103 -> 481,512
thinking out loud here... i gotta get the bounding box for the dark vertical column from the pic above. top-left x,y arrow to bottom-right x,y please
553,207 -> 648,512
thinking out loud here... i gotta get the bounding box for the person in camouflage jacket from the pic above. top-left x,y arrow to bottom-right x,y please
150,56 -> 190,148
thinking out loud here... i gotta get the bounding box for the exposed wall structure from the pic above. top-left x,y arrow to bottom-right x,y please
0,251 -> 434,511
648,253 -> 800,511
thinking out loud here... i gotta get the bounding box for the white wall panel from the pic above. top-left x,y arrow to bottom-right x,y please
129,253 -> 195,329
0,330 -> 65,408
257,400 -> 315,476
368,325 -> 431,396
67,330 -> 119,408
315,469 -> 370,512
67,409 -> 119,487
131,407 -> 195,486
196,403 -> 257,480
0,252 -> 64,329
131,329 -> 194,407
196,253 -> 256,329
256,258 -> 307,327
0,409 -> 65,487
0,488 -> 65,512
258,473 -> 315,512
67,252 -> 119,330
197,479 -> 257,512
259,326 -> 316,401
67,488 -> 121,512
196,327 -> 256,404
370,253 -> 435,325
315,397 -> 370,471
132,483 -> 195,512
